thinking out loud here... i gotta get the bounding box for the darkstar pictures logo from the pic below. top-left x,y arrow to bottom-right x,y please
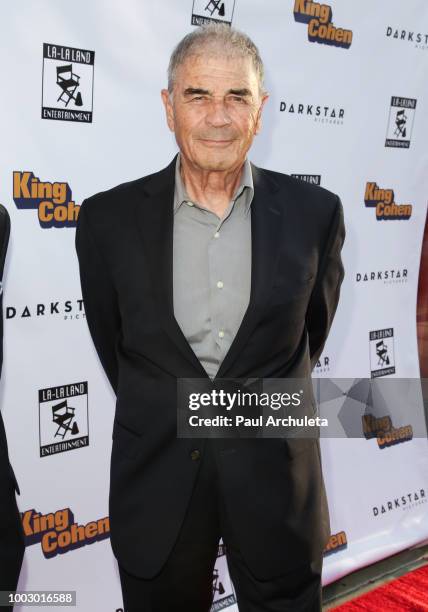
364,182 -> 412,221
42,43 -> 95,123
280,100 -> 344,124
372,488 -> 426,516
191,0 -> 235,26
293,0 -> 352,48
13,171 -> 80,228
369,328 -> 395,378
386,26 -> 428,51
385,96 -> 417,149
6,299 -> 84,321
355,268 -> 408,285
39,382 -> 89,457
291,174 -> 321,185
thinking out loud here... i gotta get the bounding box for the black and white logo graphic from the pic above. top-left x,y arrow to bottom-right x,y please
290,174 -> 321,185
39,382 -> 89,457
192,0 -> 235,26
369,328 -> 396,378
211,542 -> 237,610
385,96 -> 416,149
42,43 -> 95,123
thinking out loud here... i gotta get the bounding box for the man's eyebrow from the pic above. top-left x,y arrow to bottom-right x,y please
182,87 -> 253,97
183,87 -> 211,96
227,88 -> 252,97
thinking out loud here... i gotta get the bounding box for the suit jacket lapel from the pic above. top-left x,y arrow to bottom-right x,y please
135,156 -> 285,380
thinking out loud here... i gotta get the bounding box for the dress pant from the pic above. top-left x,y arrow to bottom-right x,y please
118,439 -> 323,612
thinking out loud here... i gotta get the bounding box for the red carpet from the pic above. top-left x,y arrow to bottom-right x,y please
331,563 -> 428,611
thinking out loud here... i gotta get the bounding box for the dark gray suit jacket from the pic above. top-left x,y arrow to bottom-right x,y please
76,155 -> 345,581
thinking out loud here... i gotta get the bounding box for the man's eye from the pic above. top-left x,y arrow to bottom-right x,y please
229,96 -> 246,104
192,96 -> 207,101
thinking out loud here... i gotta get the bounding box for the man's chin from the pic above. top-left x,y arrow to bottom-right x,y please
191,152 -> 242,172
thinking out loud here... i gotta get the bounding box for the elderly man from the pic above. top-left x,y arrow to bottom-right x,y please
76,23 -> 345,612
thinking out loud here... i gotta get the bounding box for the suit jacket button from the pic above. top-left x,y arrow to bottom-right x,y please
190,449 -> 200,461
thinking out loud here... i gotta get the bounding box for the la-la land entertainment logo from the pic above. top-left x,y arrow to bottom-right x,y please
39,382 -> 89,457
293,0 -> 353,48
191,0 -> 235,26
211,542 -> 237,610
22,507 -> 109,558
385,96 -> 417,149
364,182 -> 412,221
291,173 -> 321,186
13,171 -> 80,228
42,43 -> 95,123
369,328 -> 395,378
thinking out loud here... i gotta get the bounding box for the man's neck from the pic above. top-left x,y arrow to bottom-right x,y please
179,155 -> 245,219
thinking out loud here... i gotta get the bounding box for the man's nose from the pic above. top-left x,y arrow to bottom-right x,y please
205,99 -> 232,127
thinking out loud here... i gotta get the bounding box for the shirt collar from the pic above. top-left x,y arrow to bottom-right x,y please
173,153 -> 254,216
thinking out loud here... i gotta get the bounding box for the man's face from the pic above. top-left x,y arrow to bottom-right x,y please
161,52 -> 268,172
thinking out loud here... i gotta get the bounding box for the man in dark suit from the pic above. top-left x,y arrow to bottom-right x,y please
0,206 -> 25,603
76,23 -> 345,612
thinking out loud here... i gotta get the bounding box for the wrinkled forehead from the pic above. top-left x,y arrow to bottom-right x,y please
174,51 -> 259,95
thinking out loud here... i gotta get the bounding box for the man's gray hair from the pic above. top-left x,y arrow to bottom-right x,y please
167,23 -> 266,96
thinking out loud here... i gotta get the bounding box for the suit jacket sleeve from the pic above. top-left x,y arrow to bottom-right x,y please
75,199 -> 121,393
306,194 -> 345,371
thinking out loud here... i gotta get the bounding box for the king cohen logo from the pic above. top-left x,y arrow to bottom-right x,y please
293,0 -> 353,48
372,488 -> 426,516
22,507 -> 109,557
291,173 -> 322,185
191,0 -> 235,26
6,299 -> 84,321
362,413 -> 413,450
364,182 -> 412,221
13,171 -> 80,228
356,268 -> 408,285
386,26 -> 428,51
42,43 -> 95,123
39,382 -> 89,457
279,100 -> 344,125
323,530 -> 347,556
385,96 -> 417,149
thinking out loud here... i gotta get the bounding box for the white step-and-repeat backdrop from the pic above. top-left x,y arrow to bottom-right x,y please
1,1 -> 427,610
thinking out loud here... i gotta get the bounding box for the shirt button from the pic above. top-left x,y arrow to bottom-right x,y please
216,281 -> 224,289
187,201 -> 194,207
218,330 -> 225,338
214,232 -> 220,238
190,449 -> 200,461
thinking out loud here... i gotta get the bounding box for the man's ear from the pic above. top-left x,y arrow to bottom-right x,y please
255,93 -> 269,135
161,89 -> 175,132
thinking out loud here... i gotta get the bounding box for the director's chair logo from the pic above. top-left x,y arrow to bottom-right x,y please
385,96 -> 417,149
369,328 -> 396,378
191,0 -> 235,26
39,382 -> 89,457
42,43 -> 95,123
